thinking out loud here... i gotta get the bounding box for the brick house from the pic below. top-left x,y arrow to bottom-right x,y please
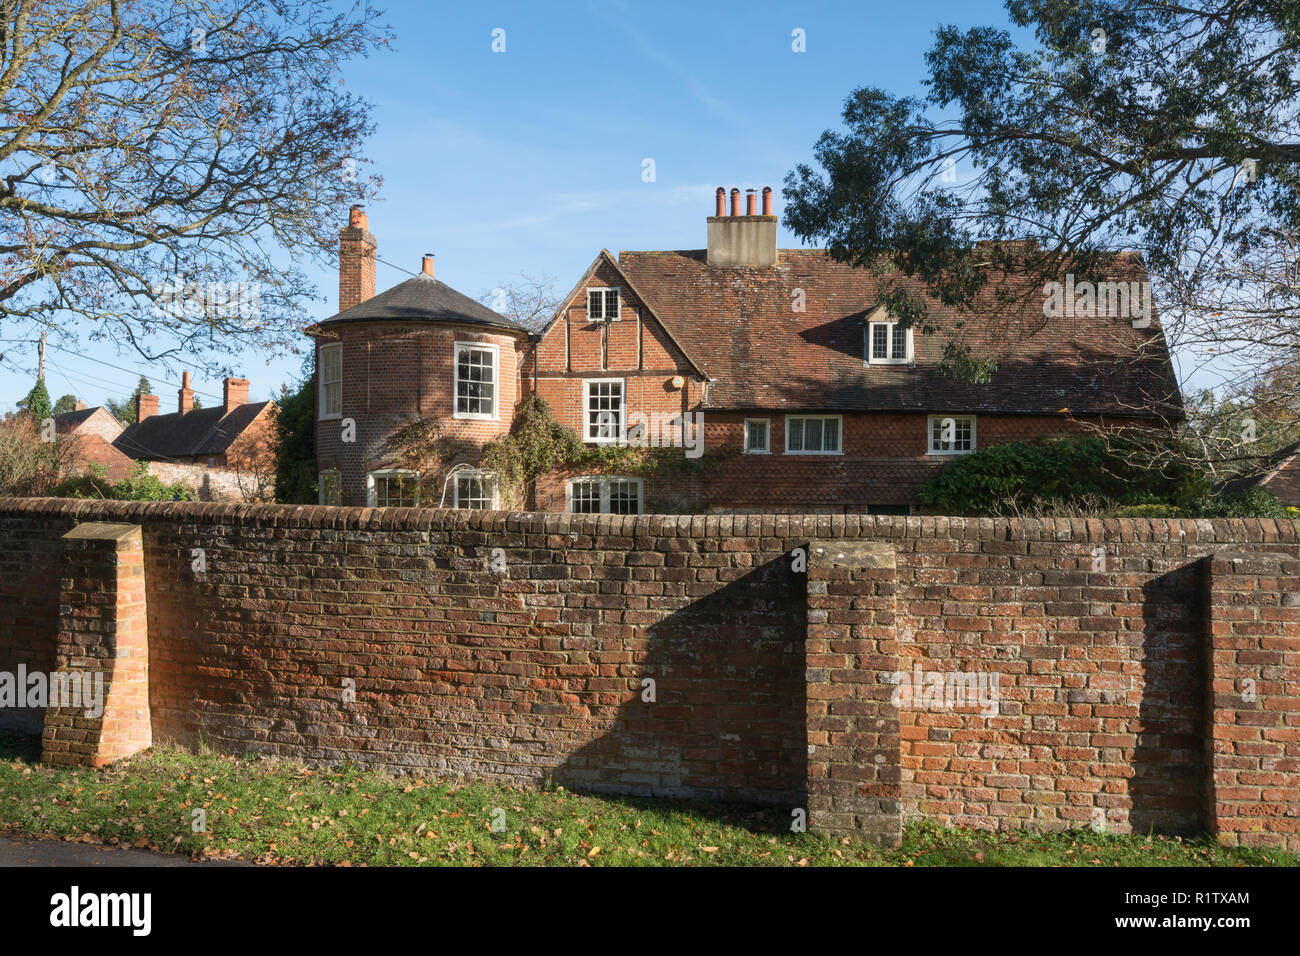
310,192 -> 1179,513
54,403 -> 135,482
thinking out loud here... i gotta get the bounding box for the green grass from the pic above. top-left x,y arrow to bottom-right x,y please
0,733 -> 1293,867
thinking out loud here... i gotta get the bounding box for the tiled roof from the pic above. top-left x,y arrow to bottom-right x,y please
617,249 -> 1181,419
113,402 -> 271,461
68,434 -> 137,482
312,273 -> 526,333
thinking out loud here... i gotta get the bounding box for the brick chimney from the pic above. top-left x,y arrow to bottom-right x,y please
707,184 -> 778,268
422,253 -> 435,278
339,204 -> 376,312
74,399 -> 87,411
223,377 -> 249,414
136,393 -> 159,422
178,370 -> 194,414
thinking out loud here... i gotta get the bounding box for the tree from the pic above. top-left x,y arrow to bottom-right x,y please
52,393 -> 77,415
273,360 -> 316,503
18,376 -> 51,419
0,0 -> 389,370
105,376 -> 153,424
479,275 -> 560,332
0,413 -> 76,496
783,1 -> 1300,439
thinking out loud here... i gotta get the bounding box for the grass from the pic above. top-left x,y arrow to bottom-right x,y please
0,733 -> 1294,867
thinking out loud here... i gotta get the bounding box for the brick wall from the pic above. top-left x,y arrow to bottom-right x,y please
2,499 -> 1296,848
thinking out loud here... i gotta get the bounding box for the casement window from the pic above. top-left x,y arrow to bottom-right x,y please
366,469 -> 419,507
584,378 -> 624,444
319,344 -> 342,419
928,414 -> 976,455
454,342 -> 498,419
744,418 -> 770,454
785,415 -> 842,455
453,470 -> 498,510
587,287 -> 621,321
866,320 -> 913,364
567,476 -> 642,515
318,470 -> 341,506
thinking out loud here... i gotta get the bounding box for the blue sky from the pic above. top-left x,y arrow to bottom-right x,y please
1,0 -> 1021,411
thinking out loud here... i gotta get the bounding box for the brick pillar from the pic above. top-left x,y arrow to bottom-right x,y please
805,540 -> 902,845
1202,552 -> 1300,852
42,523 -> 152,767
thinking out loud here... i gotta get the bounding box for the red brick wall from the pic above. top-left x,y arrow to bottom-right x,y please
2,499 -> 1298,847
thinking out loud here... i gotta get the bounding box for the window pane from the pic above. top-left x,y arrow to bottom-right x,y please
570,480 -> 601,513
608,480 -> 639,514
605,289 -> 619,318
824,418 -> 840,452
804,418 -> 823,451
588,290 -> 602,320
788,418 -> 803,451
457,346 -> 495,415
746,421 -> 767,451
872,324 -> 887,359
457,474 -> 493,509
892,324 -> 906,359
586,381 -> 622,440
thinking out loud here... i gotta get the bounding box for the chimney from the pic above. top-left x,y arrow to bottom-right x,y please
136,393 -> 159,422
715,187 -> 726,217
178,370 -> 194,415
338,204 -> 376,312
223,377 -> 249,414
74,399 -> 87,411
707,184 -> 779,268
422,254 -> 435,278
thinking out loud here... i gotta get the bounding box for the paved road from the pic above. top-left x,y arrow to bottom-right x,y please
0,833 -> 249,867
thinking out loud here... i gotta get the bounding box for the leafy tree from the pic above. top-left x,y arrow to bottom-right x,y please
19,376 -> 51,419
52,394 -> 77,415
273,361 -> 316,504
0,0 -> 389,369
105,376 -> 153,425
783,0 -> 1300,464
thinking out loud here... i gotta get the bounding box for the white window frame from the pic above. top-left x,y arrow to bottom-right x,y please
366,468 -> 420,507
587,287 -> 621,321
452,469 -> 499,510
743,418 -> 770,454
566,475 -> 643,515
927,414 -> 977,455
784,415 -> 843,455
319,343 -> 342,420
454,341 -> 499,420
318,469 -> 341,506
583,378 -> 625,445
866,320 -> 914,365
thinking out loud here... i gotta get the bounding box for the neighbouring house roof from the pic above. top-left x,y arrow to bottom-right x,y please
67,433 -> 137,483
1220,439 -> 1300,499
113,402 -> 272,461
54,406 -> 123,435
308,274 -> 527,334
615,248 -> 1182,419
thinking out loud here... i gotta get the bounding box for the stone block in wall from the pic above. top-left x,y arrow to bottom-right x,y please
805,539 -> 902,845
42,523 -> 152,767
1202,552 -> 1300,851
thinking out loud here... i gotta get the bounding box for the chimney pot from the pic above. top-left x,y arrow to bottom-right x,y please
422,254 -> 435,278
715,187 -> 726,217
745,189 -> 757,216
730,188 -> 741,218
762,186 -> 772,216
74,399 -> 87,411
348,204 -> 367,230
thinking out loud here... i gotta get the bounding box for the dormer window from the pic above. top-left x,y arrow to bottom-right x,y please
587,287 -> 620,321
867,320 -> 913,364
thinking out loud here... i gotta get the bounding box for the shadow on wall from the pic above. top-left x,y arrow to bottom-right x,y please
554,556 -> 808,816
1130,563 -> 1206,836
